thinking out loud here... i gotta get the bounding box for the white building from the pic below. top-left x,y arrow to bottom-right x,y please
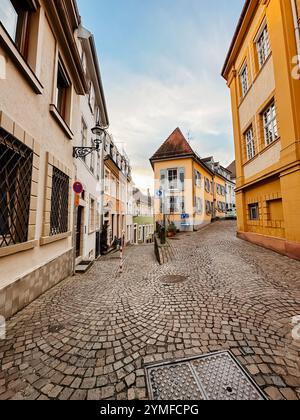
74,29 -> 109,263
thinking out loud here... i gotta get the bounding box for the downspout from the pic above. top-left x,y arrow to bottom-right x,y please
291,0 -> 300,60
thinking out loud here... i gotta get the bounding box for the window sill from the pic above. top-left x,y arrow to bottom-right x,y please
49,104 -> 73,140
0,240 -> 38,258
243,137 -> 281,167
238,53 -> 272,109
0,24 -> 43,95
40,231 -> 72,246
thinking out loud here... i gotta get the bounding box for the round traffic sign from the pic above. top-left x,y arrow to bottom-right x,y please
73,181 -> 84,194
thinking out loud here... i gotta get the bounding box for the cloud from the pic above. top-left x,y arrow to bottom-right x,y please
96,1 -> 240,192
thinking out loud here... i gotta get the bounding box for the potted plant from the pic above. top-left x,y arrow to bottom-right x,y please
167,223 -> 177,238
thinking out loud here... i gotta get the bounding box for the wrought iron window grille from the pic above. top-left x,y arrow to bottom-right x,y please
0,129 -> 33,248
50,167 -> 69,236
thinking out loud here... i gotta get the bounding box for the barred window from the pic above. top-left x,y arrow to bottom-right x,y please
0,129 -> 33,248
50,167 -> 69,236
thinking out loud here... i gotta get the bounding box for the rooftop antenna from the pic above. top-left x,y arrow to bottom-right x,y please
187,130 -> 193,143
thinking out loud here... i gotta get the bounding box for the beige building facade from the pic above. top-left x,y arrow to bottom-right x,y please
0,0 -> 87,318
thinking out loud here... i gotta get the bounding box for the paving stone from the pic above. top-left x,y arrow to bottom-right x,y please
101,386 -> 115,399
0,221 -> 299,401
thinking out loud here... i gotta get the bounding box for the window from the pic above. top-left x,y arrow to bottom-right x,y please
81,119 -> 87,162
168,169 -> 178,190
249,203 -> 259,221
89,82 -> 95,113
89,198 -> 95,233
169,196 -> 184,214
205,201 -> 212,215
50,168 -> 69,236
256,24 -> 270,68
0,129 -> 33,247
195,170 -> 202,188
195,197 -> 203,214
56,61 -> 70,119
205,178 -> 211,193
245,127 -> 255,160
263,102 -> 278,146
240,64 -> 249,97
111,176 -> 116,198
104,170 -> 110,194
0,0 -> 31,56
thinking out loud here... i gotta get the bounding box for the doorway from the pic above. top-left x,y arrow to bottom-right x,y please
76,206 -> 83,258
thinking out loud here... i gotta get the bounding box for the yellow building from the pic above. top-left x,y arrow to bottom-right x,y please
222,0 -> 300,260
150,128 -> 221,232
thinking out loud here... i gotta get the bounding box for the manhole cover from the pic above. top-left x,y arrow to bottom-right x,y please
145,351 -> 266,401
48,324 -> 64,333
160,275 -> 188,284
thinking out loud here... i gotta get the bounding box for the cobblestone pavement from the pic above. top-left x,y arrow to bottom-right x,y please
0,221 -> 300,401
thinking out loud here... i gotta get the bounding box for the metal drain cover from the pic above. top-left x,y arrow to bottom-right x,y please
145,351 -> 266,401
160,275 -> 188,284
48,324 -> 64,333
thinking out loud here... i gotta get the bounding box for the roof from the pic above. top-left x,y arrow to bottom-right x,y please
222,0 -> 254,79
202,157 -> 214,162
150,128 -> 194,161
227,161 -> 237,179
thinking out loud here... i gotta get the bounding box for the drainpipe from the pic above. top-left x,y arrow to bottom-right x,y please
291,0 -> 300,61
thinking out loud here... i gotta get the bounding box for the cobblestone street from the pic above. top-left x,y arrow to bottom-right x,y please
0,221 -> 300,400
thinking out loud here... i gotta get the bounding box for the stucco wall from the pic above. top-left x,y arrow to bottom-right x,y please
0,7 -> 81,289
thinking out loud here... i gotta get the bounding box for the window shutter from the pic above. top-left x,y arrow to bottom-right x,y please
160,169 -> 167,189
179,168 -> 185,191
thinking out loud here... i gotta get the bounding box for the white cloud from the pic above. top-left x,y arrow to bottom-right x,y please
100,5 -> 237,191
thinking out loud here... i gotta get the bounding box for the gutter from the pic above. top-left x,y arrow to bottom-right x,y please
291,0 -> 300,63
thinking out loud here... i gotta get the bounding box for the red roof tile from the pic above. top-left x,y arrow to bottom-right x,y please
150,128 -> 194,161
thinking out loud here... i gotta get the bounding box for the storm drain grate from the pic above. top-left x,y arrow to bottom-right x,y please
145,351 -> 266,401
159,275 -> 188,284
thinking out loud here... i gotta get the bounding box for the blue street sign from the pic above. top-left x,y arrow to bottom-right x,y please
156,190 -> 163,198
181,214 -> 190,220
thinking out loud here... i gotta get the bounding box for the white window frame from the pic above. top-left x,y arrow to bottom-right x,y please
168,169 -> 178,191
245,127 -> 256,160
256,22 -> 270,68
195,171 -> 202,188
240,63 -> 249,97
263,102 -> 278,146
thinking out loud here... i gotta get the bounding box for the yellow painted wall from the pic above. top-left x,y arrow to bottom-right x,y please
153,157 -> 214,230
224,0 -> 300,251
214,175 -> 226,219
193,160 -> 213,226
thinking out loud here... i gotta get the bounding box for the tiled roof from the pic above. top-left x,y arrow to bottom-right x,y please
227,161 -> 237,179
150,128 -> 194,161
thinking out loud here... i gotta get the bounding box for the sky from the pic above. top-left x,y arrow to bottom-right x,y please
77,0 -> 244,192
